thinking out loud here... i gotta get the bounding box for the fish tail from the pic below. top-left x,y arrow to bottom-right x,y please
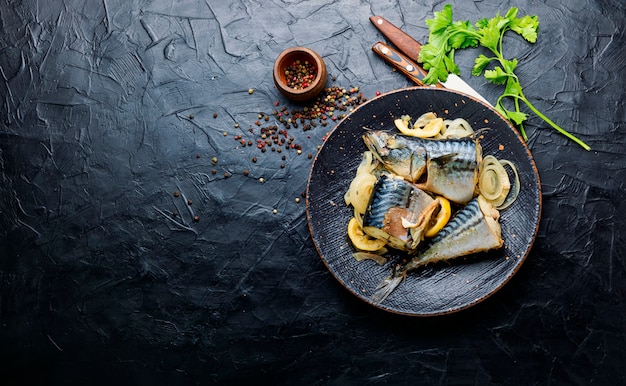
371,270 -> 407,304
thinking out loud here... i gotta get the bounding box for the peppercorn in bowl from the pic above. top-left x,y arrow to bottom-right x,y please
273,47 -> 327,102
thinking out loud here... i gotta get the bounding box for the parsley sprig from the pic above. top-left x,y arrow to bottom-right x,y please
418,5 -> 590,151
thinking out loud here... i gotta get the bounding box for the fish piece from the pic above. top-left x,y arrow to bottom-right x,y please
371,195 -> 503,303
362,131 -> 481,204
362,131 -> 427,182
416,136 -> 482,204
362,174 -> 438,251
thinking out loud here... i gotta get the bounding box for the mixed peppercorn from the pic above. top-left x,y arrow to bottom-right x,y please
234,85 -> 367,155
284,60 -> 317,90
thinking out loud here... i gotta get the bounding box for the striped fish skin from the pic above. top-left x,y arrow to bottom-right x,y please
362,131 -> 481,204
362,131 -> 427,182
363,174 -> 412,230
417,137 -> 481,204
362,174 -> 436,251
405,195 -> 502,271
371,196 -> 503,303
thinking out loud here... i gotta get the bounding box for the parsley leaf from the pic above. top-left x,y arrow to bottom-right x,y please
505,110 -> 528,126
484,66 -> 509,85
472,54 -> 492,76
425,4 -> 453,35
417,5 -> 590,151
511,15 -> 539,43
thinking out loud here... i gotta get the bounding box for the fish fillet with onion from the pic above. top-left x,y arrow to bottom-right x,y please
371,195 -> 504,303
362,131 -> 482,204
362,174 -> 439,251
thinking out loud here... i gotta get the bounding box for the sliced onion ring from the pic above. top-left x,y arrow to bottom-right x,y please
496,159 -> 520,210
352,252 -> 388,265
348,172 -> 377,214
439,118 -> 474,138
478,155 -> 519,210
344,151 -> 377,209
479,156 -> 509,203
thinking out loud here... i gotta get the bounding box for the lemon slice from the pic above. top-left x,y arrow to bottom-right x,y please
393,115 -> 412,133
395,115 -> 443,138
347,217 -> 386,251
425,196 -> 452,237
413,117 -> 444,138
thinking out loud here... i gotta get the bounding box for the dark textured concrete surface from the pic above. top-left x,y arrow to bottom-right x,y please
1,0 -> 624,384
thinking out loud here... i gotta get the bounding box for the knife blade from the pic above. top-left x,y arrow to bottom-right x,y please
370,15 -> 492,106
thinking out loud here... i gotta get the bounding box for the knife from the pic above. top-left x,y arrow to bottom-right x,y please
372,42 -> 444,88
370,15 -> 492,106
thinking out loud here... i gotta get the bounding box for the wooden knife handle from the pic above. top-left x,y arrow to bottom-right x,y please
370,16 -> 422,61
372,42 -> 442,87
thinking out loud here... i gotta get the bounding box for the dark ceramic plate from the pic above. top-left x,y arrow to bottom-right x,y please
306,87 -> 542,316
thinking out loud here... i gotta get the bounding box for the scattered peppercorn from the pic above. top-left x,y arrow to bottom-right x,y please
243,169 -> 249,176
173,191 -> 180,197
227,84 -> 369,175
187,199 -> 192,205
213,112 -> 218,118
212,157 -> 218,165
193,215 -> 200,222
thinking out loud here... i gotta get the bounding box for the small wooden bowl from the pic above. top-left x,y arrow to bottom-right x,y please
273,47 -> 327,102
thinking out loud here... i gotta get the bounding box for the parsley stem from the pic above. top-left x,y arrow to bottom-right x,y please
498,91 -> 590,150
491,42 -> 590,150
495,94 -> 527,140
521,98 -> 591,151
513,98 -> 525,138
